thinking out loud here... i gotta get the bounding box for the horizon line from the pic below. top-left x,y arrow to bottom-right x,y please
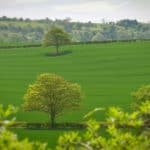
0,15 -> 150,24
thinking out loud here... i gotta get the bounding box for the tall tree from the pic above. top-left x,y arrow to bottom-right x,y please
23,73 -> 82,127
43,27 -> 71,55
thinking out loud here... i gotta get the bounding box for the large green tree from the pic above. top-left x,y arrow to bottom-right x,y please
43,27 -> 71,55
23,73 -> 82,127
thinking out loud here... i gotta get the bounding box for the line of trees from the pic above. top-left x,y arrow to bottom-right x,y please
0,17 -> 150,44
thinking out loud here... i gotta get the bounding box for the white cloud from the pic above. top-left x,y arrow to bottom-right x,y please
56,1 -> 119,13
0,0 -> 149,22
0,0 -> 49,6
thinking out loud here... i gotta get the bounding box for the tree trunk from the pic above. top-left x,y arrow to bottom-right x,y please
50,114 -> 55,128
56,44 -> 59,55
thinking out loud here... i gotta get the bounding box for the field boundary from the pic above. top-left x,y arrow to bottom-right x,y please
0,39 -> 150,49
1,121 -> 149,130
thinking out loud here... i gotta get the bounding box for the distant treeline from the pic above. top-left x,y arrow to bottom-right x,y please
0,16 -> 150,44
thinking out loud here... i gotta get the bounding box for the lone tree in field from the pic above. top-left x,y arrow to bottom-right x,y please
43,27 -> 71,55
23,73 -> 82,127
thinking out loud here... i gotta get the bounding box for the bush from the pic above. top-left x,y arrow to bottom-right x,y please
0,105 -> 48,150
56,101 -> 150,150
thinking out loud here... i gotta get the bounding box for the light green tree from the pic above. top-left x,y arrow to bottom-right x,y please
43,27 -> 71,55
23,73 -> 82,127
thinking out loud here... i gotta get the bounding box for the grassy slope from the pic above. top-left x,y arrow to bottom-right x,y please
0,41 -> 150,147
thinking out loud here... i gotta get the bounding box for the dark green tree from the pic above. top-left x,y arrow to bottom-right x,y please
43,27 -> 71,55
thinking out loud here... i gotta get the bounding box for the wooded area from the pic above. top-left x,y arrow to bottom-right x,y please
0,16 -> 150,44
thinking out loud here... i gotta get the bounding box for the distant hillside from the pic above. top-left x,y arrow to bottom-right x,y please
0,16 -> 150,44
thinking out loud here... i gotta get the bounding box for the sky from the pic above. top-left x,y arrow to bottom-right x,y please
0,0 -> 150,23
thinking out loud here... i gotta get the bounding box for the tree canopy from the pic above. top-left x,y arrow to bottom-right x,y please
43,27 -> 71,54
23,73 -> 82,127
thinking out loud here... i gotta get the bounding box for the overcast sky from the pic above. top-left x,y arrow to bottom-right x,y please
0,0 -> 150,22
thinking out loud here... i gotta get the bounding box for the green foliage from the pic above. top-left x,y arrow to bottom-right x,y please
23,73 -> 82,126
132,85 -> 150,131
132,84 -> 150,128
139,101 -> 150,132
132,85 -> 150,104
0,131 -> 48,150
106,107 -> 143,127
0,105 -> 48,150
139,100 -> 150,115
0,105 -> 17,120
43,27 -> 70,54
56,101 -> 150,150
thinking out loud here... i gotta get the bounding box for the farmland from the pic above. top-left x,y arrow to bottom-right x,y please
0,41 -> 150,148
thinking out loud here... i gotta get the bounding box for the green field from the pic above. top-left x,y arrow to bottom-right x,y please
0,41 -> 150,148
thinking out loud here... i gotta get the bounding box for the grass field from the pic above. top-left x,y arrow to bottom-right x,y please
0,41 -> 150,148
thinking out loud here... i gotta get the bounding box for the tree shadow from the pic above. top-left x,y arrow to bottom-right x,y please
25,127 -> 84,131
20,122 -> 86,131
45,50 -> 72,57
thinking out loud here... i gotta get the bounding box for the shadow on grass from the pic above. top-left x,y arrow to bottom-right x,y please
25,122 -> 86,130
45,50 -> 72,57
25,127 -> 84,131
10,122 -> 86,131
